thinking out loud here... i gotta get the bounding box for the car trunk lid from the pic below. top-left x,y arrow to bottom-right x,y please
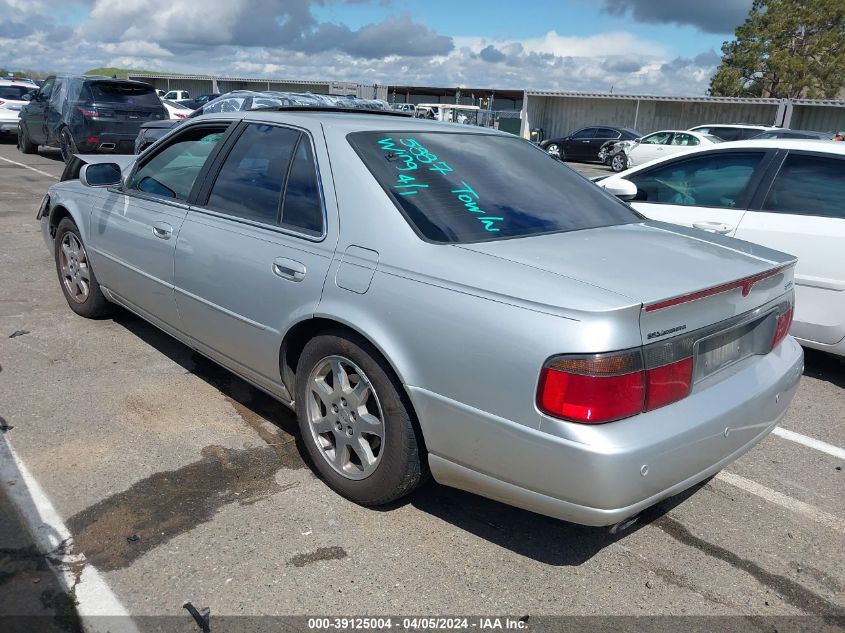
457,221 -> 797,346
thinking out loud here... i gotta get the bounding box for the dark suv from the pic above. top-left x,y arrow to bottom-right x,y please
18,75 -> 167,162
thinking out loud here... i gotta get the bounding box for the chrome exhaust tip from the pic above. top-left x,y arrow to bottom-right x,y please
99,143 -> 115,150
609,514 -> 640,534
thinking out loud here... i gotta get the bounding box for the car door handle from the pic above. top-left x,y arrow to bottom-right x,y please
693,221 -> 733,234
272,257 -> 306,282
152,222 -> 172,239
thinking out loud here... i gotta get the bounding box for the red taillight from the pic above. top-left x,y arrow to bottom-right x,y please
87,136 -> 99,144
175,113 -> 188,119
771,307 -> 794,350
79,107 -> 97,117
538,350 -> 693,424
539,366 -> 645,424
645,357 -> 693,411
0,99 -> 5,106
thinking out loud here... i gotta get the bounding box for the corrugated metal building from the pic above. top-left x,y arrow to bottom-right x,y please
521,91 -> 845,138
127,74 -> 388,100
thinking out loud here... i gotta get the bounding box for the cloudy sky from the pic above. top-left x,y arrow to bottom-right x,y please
0,0 -> 753,95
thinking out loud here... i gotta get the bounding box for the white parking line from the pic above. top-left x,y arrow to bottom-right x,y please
0,155 -> 59,180
772,426 -> 845,461
0,436 -> 139,633
716,471 -> 845,534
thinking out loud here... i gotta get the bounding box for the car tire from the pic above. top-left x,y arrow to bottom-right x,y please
59,128 -> 78,164
611,153 -> 628,172
18,124 -> 37,154
546,143 -> 563,160
54,218 -> 112,318
295,330 -> 427,506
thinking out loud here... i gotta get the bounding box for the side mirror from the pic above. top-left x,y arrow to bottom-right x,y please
80,163 -> 122,188
600,178 -> 638,201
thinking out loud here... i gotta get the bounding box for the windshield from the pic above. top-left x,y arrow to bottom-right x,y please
349,131 -> 638,243
87,82 -> 161,107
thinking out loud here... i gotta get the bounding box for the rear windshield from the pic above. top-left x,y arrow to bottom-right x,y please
0,85 -> 37,100
87,82 -> 161,107
349,131 -> 638,243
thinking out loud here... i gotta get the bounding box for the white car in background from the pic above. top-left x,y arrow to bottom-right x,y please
161,98 -> 193,119
596,139 -> 845,357
0,79 -> 38,136
625,130 -> 721,168
163,89 -> 191,102
689,123 -> 776,141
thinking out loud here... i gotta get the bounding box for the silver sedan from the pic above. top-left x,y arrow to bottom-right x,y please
38,108 -> 803,527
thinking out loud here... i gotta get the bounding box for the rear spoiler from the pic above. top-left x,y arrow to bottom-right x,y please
644,261 -> 797,312
60,154 -> 136,182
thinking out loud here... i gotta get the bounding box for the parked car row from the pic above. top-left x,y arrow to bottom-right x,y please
542,123 -> 842,172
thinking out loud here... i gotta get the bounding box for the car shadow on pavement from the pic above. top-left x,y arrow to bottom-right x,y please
802,348 -> 845,389
111,311 -> 304,447
112,310 -> 715,567
398,477 -> 708,566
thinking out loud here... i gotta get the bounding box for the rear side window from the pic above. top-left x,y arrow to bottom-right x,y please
597,128 -> 620,139
128,126 -> 228,200
348,131 -> 637,243
281,137 -> 323,235
671,133 -> 699,146
629,152 -> 764,208
207,123 -> 300,224
87,82 -> 161,107
762,154 -> 845,219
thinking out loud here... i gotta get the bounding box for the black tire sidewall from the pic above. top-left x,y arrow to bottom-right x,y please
54,218 -> 111,318
60,129 -> 76,164
295,331 -> 424,506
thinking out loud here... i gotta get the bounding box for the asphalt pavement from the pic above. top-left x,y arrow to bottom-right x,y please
0,141 -> 842,632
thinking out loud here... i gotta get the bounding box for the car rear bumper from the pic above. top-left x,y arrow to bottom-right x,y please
412,336 -> 804,526
76,132 -> 137,154
0,118 -> 18,134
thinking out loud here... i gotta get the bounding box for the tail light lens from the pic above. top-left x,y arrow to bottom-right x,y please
175,113 -> 188,119
0,99 -> 5,107
79,107 -> 98,117
538,352 -> 645,424
538,348 -> 694,424
771,307 -> 794,350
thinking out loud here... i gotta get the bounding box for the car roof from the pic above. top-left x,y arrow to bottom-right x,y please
689,123 -> 773,130
195,109 -> 511,136
711,138 -> 845,153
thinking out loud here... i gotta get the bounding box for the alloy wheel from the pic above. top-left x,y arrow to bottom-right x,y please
59,232 -> 90,303
306,355 -> 385,480
611,153 -> 627,172
546,143 -> 561,159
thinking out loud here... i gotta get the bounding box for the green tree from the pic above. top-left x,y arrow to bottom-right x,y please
709,0 -> 845,99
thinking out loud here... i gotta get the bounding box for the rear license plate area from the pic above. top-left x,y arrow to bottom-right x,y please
693,315 -> 771,382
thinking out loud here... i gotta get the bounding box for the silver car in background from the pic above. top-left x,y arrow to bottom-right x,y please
37,106 -> 803,527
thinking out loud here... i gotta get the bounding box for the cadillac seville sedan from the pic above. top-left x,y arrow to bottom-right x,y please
37,103 -> 803,528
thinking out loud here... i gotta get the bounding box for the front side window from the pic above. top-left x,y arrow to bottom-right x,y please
349,131 -> 638,243
629,151 -> 764,207
207,123 -> 300,224
37,78 -> 54,100
128,126 -> 228,200
762,154 -> 845,219
640,132 -> 672,145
